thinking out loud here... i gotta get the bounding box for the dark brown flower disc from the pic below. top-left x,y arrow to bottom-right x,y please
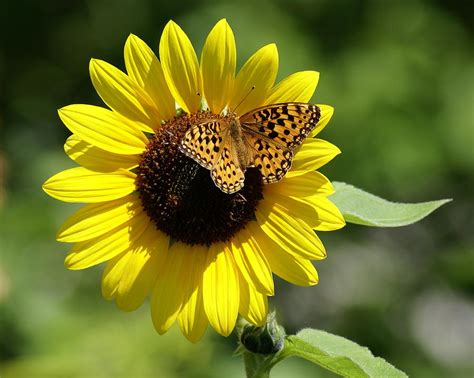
136,112 -> 263,246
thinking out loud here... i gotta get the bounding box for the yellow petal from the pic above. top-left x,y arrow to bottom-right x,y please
177,244 -> 209,343
201,19 -> 236,114
159,21 -> 202,114
65,210 -> 149,270
89,58 -> 159,127
43,167 -> 136,203
230,44 -> 278,115
203,242 -> 239,336
256,200 -> 326,260
262,189 -> 319,229
116,225 -> 169,311
124,34 -> 176,122
238,274 -> 268,326
310,105 -> 334,137
265,71 -> 319,105
299,196 -> 346,231
288,138 -> 341,178
151,241 -> 188,334
57,195 -> 141,242
271,171 -> 334,200
247,222 -> 318,286
64,135 -> 139,172
230,227 -> 274,295
266,247 -> 319,286
58,104 -> 148,155
102,252 -> 130,300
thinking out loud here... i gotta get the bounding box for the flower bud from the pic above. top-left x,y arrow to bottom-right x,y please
240,312 -> 286,354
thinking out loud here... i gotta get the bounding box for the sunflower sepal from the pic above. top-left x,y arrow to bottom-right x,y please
238,311 -> 285,355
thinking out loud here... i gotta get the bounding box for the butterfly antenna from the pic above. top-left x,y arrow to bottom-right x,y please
237,193 -> 247,202
232,85 -> 255,114
163,129 -> 180,145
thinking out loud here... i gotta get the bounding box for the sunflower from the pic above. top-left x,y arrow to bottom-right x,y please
43,19 -> 345,342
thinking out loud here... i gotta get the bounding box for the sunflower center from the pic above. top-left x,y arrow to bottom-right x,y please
136,112 -> 263,246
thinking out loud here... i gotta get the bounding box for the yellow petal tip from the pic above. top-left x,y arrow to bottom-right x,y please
126,33 -> 141,46
267,43 -> 277,52
165,20 -> 178,30
89,58 -> 106,72
64,257 -> 75,270
216,327 -> 233,337
324,105 -> 335,114
57,106 -> 71,116
311,71 -> 320,81
42,179 -> 54,196
216,18 -> 229,26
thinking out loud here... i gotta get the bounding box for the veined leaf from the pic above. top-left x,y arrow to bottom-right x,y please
330,182 -> 451,227
283,329 -> 407,377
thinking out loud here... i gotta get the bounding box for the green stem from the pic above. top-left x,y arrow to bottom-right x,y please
237,313 -> 286,378
242,351 -> 271,378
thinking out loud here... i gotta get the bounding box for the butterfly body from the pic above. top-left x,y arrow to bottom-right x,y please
179,103 -> 321,194
228,118 -> 254,169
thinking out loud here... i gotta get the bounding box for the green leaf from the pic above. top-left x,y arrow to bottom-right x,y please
330,182 -> 451,227
282,329 -> 407,377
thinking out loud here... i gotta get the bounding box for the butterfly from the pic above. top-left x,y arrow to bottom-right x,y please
179,103 -> 321,194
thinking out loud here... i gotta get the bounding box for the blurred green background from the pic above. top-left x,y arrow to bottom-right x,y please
1,0 -> 473,377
